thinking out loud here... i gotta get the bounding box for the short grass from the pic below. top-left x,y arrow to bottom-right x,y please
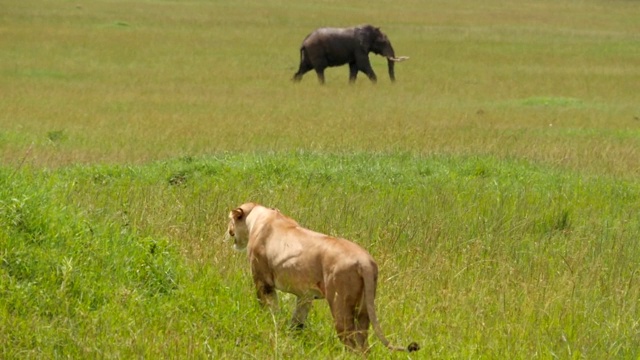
1,0 -> 638,176
1,0 -> 639,358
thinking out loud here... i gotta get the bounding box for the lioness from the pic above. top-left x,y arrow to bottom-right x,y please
227,202 -> 419,352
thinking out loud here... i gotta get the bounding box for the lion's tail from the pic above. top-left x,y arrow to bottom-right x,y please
361,261 -> 420,352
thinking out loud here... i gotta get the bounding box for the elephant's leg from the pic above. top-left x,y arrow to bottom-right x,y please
348,62 -> 358,83
362,68 -> 377,83
356,56 -> 377,83
311,58 -> 328,84
314,68 -> 326,84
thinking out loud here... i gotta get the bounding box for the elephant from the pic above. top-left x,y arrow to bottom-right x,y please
292,25 -> 409,84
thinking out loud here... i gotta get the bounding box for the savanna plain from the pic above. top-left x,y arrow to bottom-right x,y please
1,0 -> 639,358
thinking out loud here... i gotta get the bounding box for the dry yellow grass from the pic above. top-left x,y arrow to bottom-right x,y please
1,0 -> 638,175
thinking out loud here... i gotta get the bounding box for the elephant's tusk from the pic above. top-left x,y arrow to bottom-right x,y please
387,56 -> 409,62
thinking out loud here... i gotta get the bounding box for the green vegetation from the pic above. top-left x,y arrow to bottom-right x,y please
1,0 -> 639,358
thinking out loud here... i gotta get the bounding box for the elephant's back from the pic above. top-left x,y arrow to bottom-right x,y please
304,27 -> 354,43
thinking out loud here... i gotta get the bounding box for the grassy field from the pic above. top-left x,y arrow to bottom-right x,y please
1,0 -> 639,358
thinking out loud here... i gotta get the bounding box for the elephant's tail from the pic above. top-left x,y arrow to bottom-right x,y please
299,46 -> 306,63
292,46 -> 309,82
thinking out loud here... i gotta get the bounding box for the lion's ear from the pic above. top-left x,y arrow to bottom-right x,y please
231,207 -> 244,220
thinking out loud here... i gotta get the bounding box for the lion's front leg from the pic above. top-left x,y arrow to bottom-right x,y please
255,281 -> 279,310
290,297 -> 313,330
250,255 -> 279,310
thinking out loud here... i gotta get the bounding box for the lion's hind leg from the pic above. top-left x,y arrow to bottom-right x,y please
330,306 -> 358,350
353,302 -> 371,350
326,269 -> 366,351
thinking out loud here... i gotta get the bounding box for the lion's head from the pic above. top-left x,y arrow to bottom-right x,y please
227,203 -> 255,251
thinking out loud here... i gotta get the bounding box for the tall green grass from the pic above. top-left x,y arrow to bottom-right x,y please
2,153 -> 639,358
1,0 -> 639,358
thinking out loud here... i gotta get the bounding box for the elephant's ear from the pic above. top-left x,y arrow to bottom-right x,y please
372,27 -> 386,41
356,26 -> 372,51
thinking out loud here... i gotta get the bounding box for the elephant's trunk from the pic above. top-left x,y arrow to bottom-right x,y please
387,58 -> 396,82
383,46 -> 397,82
386,55 -> 410,82
382,45 -> 409,82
